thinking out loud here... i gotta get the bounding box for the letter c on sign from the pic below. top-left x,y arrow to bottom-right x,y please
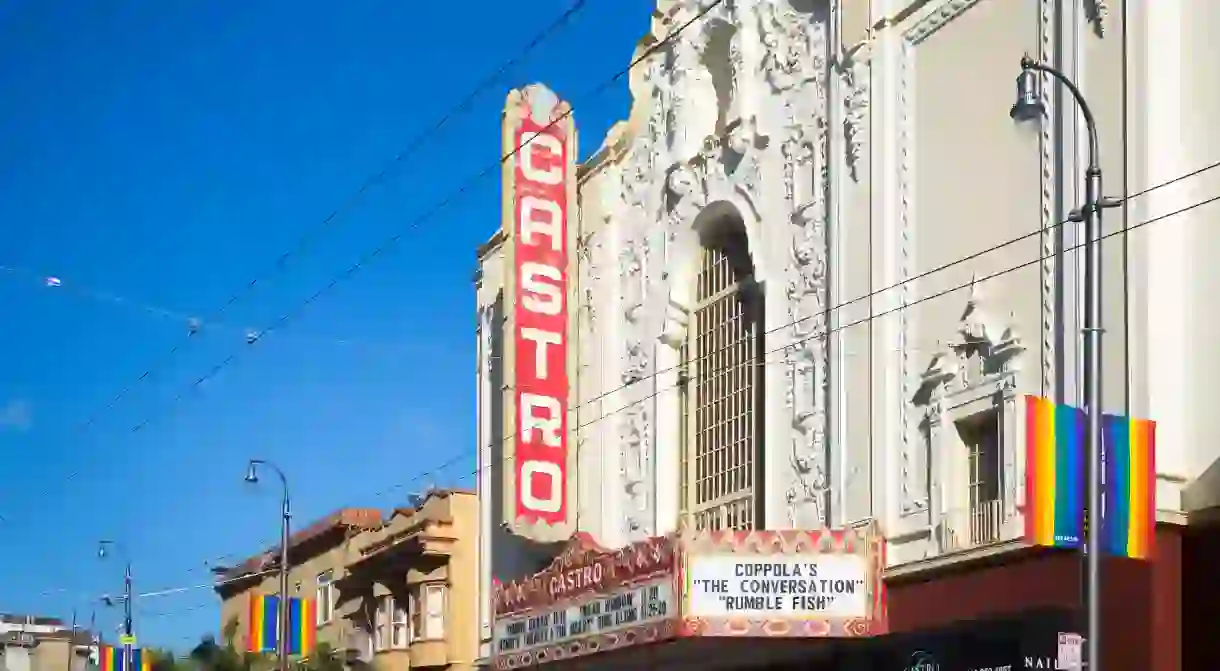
520,460 -> 562,513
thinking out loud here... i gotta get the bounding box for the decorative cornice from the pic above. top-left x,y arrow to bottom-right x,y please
1039,0 -> 1057,396
903,0 -> 987,44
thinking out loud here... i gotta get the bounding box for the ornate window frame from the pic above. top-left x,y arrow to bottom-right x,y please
916,294 -> 1026,556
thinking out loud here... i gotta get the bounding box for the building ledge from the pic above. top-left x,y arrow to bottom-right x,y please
885,538 -> 1029,580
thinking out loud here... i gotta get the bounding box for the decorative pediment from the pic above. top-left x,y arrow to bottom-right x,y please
915,278 -> 1026,400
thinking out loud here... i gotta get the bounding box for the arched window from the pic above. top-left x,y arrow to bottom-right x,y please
681,216 -> 764,531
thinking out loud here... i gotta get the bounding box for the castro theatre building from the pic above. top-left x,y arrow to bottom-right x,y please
473,0 -> 1198,669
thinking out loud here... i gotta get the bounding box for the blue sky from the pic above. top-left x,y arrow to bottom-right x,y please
0,0 -> 653,650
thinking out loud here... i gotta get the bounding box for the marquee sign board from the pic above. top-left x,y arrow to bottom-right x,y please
680,524 -> 886,638
494,578 -> 675,661
492,533 -> 678,668
499,83 -> 579,543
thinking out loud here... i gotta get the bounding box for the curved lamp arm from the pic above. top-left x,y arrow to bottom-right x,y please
1020,55 -> 1100,172
246,459 -> 291,516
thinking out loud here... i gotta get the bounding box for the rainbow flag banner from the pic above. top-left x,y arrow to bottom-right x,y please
98,646 -> 151,671
287,597 -> 317,656
1024,395 -> 1086,548
247,593 -> 280,653
1024,395 -> 1157,560
1101,413 -> 1157,559
247,593 -> 317,656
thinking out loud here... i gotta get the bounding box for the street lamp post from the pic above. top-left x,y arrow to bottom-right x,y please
1011,55 -> 1120,670
97,541 -> 133,671
246,459 -> 291,671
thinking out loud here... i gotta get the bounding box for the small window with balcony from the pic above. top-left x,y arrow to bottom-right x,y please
958,409 -> 1001,545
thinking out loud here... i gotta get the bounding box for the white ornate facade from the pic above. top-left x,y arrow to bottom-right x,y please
476,0 -> 1220,654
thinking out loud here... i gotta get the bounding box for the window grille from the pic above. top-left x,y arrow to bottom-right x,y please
682,224 -> 763,531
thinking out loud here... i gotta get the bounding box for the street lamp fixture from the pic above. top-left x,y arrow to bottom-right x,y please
97,540 -> 133,671
245,459 -> 291,671
1009,54 -> 1121,671
1009,59 -> 1042,122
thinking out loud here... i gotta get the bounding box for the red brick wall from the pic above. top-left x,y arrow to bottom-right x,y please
885,525 -> 1181,671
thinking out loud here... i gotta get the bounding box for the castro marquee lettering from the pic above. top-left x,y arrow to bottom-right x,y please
512,117 -> 570,526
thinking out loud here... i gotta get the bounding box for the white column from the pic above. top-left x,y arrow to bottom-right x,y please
1142,0 -> 1189,494
475,306 -> 494,651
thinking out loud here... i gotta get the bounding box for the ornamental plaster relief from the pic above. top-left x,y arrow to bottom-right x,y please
617,160 -> 654,540
835,44 -> 871,181
748,0 -> 837,529
612,47 -> 677,540
911,281 -> 1026,555
577,0 -> 850,535
1086,0 -> 1110,36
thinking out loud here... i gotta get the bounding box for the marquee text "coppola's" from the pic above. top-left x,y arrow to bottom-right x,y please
686,556 -> 871,616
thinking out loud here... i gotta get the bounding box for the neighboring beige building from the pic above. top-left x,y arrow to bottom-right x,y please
214,491 -> 480,671
214,507 -> 383,654
0,615 -> 94,671
477,0 -> 1220,668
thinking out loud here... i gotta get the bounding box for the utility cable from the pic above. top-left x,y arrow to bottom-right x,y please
48,0 -> 592,440
451,183 -> 1220,500
176,182 -> 1220,597
90,0 -> 725,442
32,0 -> 1207,580
0,263 -> 428,354
104,4 -> 1211,441
65,0 -> 730,565
340,157 -> 1220,505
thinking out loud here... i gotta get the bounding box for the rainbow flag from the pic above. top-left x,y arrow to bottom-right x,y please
287,597 -> 317,656
1024,395 -> 1085,548
98,646 -> 151,671
247,593 -> 280,653
1101,414 -> 1157,559
99,645 -> 119,671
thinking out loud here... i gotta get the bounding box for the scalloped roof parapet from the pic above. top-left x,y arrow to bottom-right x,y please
680,524 -> 881,556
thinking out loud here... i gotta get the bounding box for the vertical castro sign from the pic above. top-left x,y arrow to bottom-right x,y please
504,84 -> 575,538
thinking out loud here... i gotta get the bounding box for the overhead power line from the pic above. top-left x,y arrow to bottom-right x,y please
19,0 -> 1213,591
115,180 -> 1219,613
96,0 -> 726,441
337,157 -> 1220,506
0,262 -> 430,354
441,183 -> 1220,505
180,176 -> 1220,595
77,0 -> 729,575
43,0 -> 592,444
